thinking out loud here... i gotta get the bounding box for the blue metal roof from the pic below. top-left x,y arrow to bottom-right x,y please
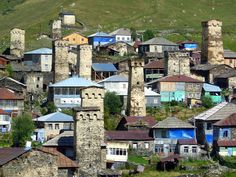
92,63 -> 118,72
25,48 -> 52,55
35,112 -> 73,122
49,75 -> 102,88
88,32 -> 112,38
98,75 -> 128,83
203,83 -> 222,92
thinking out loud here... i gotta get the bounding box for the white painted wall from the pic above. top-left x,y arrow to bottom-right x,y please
40,54 -> 52,72
106,142 -> 129,162
115,35 -> 131,43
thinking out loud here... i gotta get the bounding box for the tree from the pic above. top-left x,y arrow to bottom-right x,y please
12,113 -> 35,147
6,64 -> 13,77
104,92 -> 122,115
143,29 -> 155,41
201,96 -> 214,108
130,27 -> 137,41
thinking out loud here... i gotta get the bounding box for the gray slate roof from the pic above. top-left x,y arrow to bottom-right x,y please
194,102 -> 236,121
109,28 -> 131,36
191,64 -> 218,71
43,131 -> 74,147
141,37 -> 178,46
215,69 -> 236,78
152,117 -> 194,129
224,49 -> 236,58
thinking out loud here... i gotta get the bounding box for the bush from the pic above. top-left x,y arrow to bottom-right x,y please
201,96 -> 214,108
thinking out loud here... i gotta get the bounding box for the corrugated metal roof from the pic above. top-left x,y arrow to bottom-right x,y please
194,102 -> 236,121
98,75 -> 128,83
35,112 -> 73,122
25,48 -> 52,55
158,75 -> 202,83
224,49 -> 236,58
106,130 -> 153,140
203,83 -> 221,92
88,32 -> 112,37
217,140 -> 236,147
92,63 -> 118,72
49,76 -> 102,88
153,117 -> 194,129
112,87 -> 160,96
109,28 -> 131,36
0,148 -> 28,166
214,113 -> 236,127
178,139 -> 197,145
141,37 -> 178,46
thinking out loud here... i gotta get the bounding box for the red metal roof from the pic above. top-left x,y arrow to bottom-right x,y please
214,113 -> 236,127
0,88 -> 24,100
0,148 -> 28,166
158,75 -> 202,83
178,139 -> 197,145
125,116 -> 157,128
0,109 -> 10,115
217,140 -> 236,147
106,130 -> 153,140
144,59 -> 164,69
39,147 -> 78,168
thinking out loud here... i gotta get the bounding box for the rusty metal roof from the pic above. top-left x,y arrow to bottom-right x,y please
0,148 -> 28,166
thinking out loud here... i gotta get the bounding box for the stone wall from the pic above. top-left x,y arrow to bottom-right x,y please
26,72 -> 43,93
52,40 -> 70,83
10,28 -> 25,58
1,150 -> 58,177
52,20 -> 62,40
201,20 -> 224,65
126,58 -> 146,116
78,45 -> 92,80
231,127 -> 236,140
166,51 -> 190,76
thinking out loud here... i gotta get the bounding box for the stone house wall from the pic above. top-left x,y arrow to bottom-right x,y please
1,150 -> 58,177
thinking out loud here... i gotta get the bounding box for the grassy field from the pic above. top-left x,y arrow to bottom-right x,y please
1,0 -> 236,52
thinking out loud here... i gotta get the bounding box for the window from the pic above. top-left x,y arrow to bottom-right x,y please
55,124 -> 59,129
48,124 -> 53,130
122,37 -> 125,40
155,144 -> 164,153
223,130 -> 228,138
37,77 -> 40,81
55,88 -> 61,95
161,129 -> 167,138
206,122 -> 212,130
132,143 -> 138,149
192,146 -> 197,153
69,88 -> 75,95
184,146 -> 189,153
144,142 -> 149,149
127,37 -> 130,41
62,88 -> 68,95
117,37 -> 120,40
36,85 -> 39,88
73,38 -> 75,41
107,148 -> 127,156
82,38 -> 84,41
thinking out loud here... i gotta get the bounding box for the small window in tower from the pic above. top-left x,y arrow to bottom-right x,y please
36,85 -> 39,88
73,38 -> 75,41
137,81 -> 140,85
82,38 -> 84,41
37,77 -> 40,81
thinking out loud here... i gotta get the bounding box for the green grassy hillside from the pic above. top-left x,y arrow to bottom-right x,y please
1,0 -> 236,52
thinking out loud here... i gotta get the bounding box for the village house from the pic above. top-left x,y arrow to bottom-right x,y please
202,83 -> 222,103
98,75 -> 161,108
0,88 -> 24,114
148,75 -> 203,103
109,28 -> 132,43
0,109 -> 11,133
24,48 -> 52,72
63,32 -> 88,45
88,32 -> 115,48
98,41 -> 135,56
213,113 -> 236,156
177,139 -> 200,158
193,102 -> 236,146
92,63 -> 118,81
0,76 -> 26,95
48,75 -> 102,108
59,12 -> 76,26
138,37 -> 179,59
144,59 -> 165,82
224,49 -> 236,68
152,117 -> 196,156
0,147 -> 78,177
34,111 -> 73,141
0,55 -> 22,67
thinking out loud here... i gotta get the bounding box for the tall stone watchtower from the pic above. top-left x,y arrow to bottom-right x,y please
52,20 -> 62,40
74,87 -> 106,177
52,40 -> 70,83
201,20 -> 224,65
77,44 -> 92,80
126,58 -> 146,116
10,28 -> 25,58
166,51 -> 191,76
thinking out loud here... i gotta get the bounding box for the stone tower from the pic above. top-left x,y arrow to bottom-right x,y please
10,28 -> 25,58
77,44 -> 92,80
74,87 -> 106,177
52,20 -> 62,40
126,58 -> 146,116
201,20 -> 224,65
52,40 -> 70,83
166,51 -> 190,76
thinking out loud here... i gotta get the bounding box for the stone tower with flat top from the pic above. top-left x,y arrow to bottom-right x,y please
10,28 -> 25,58
126,58 -> 146,116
